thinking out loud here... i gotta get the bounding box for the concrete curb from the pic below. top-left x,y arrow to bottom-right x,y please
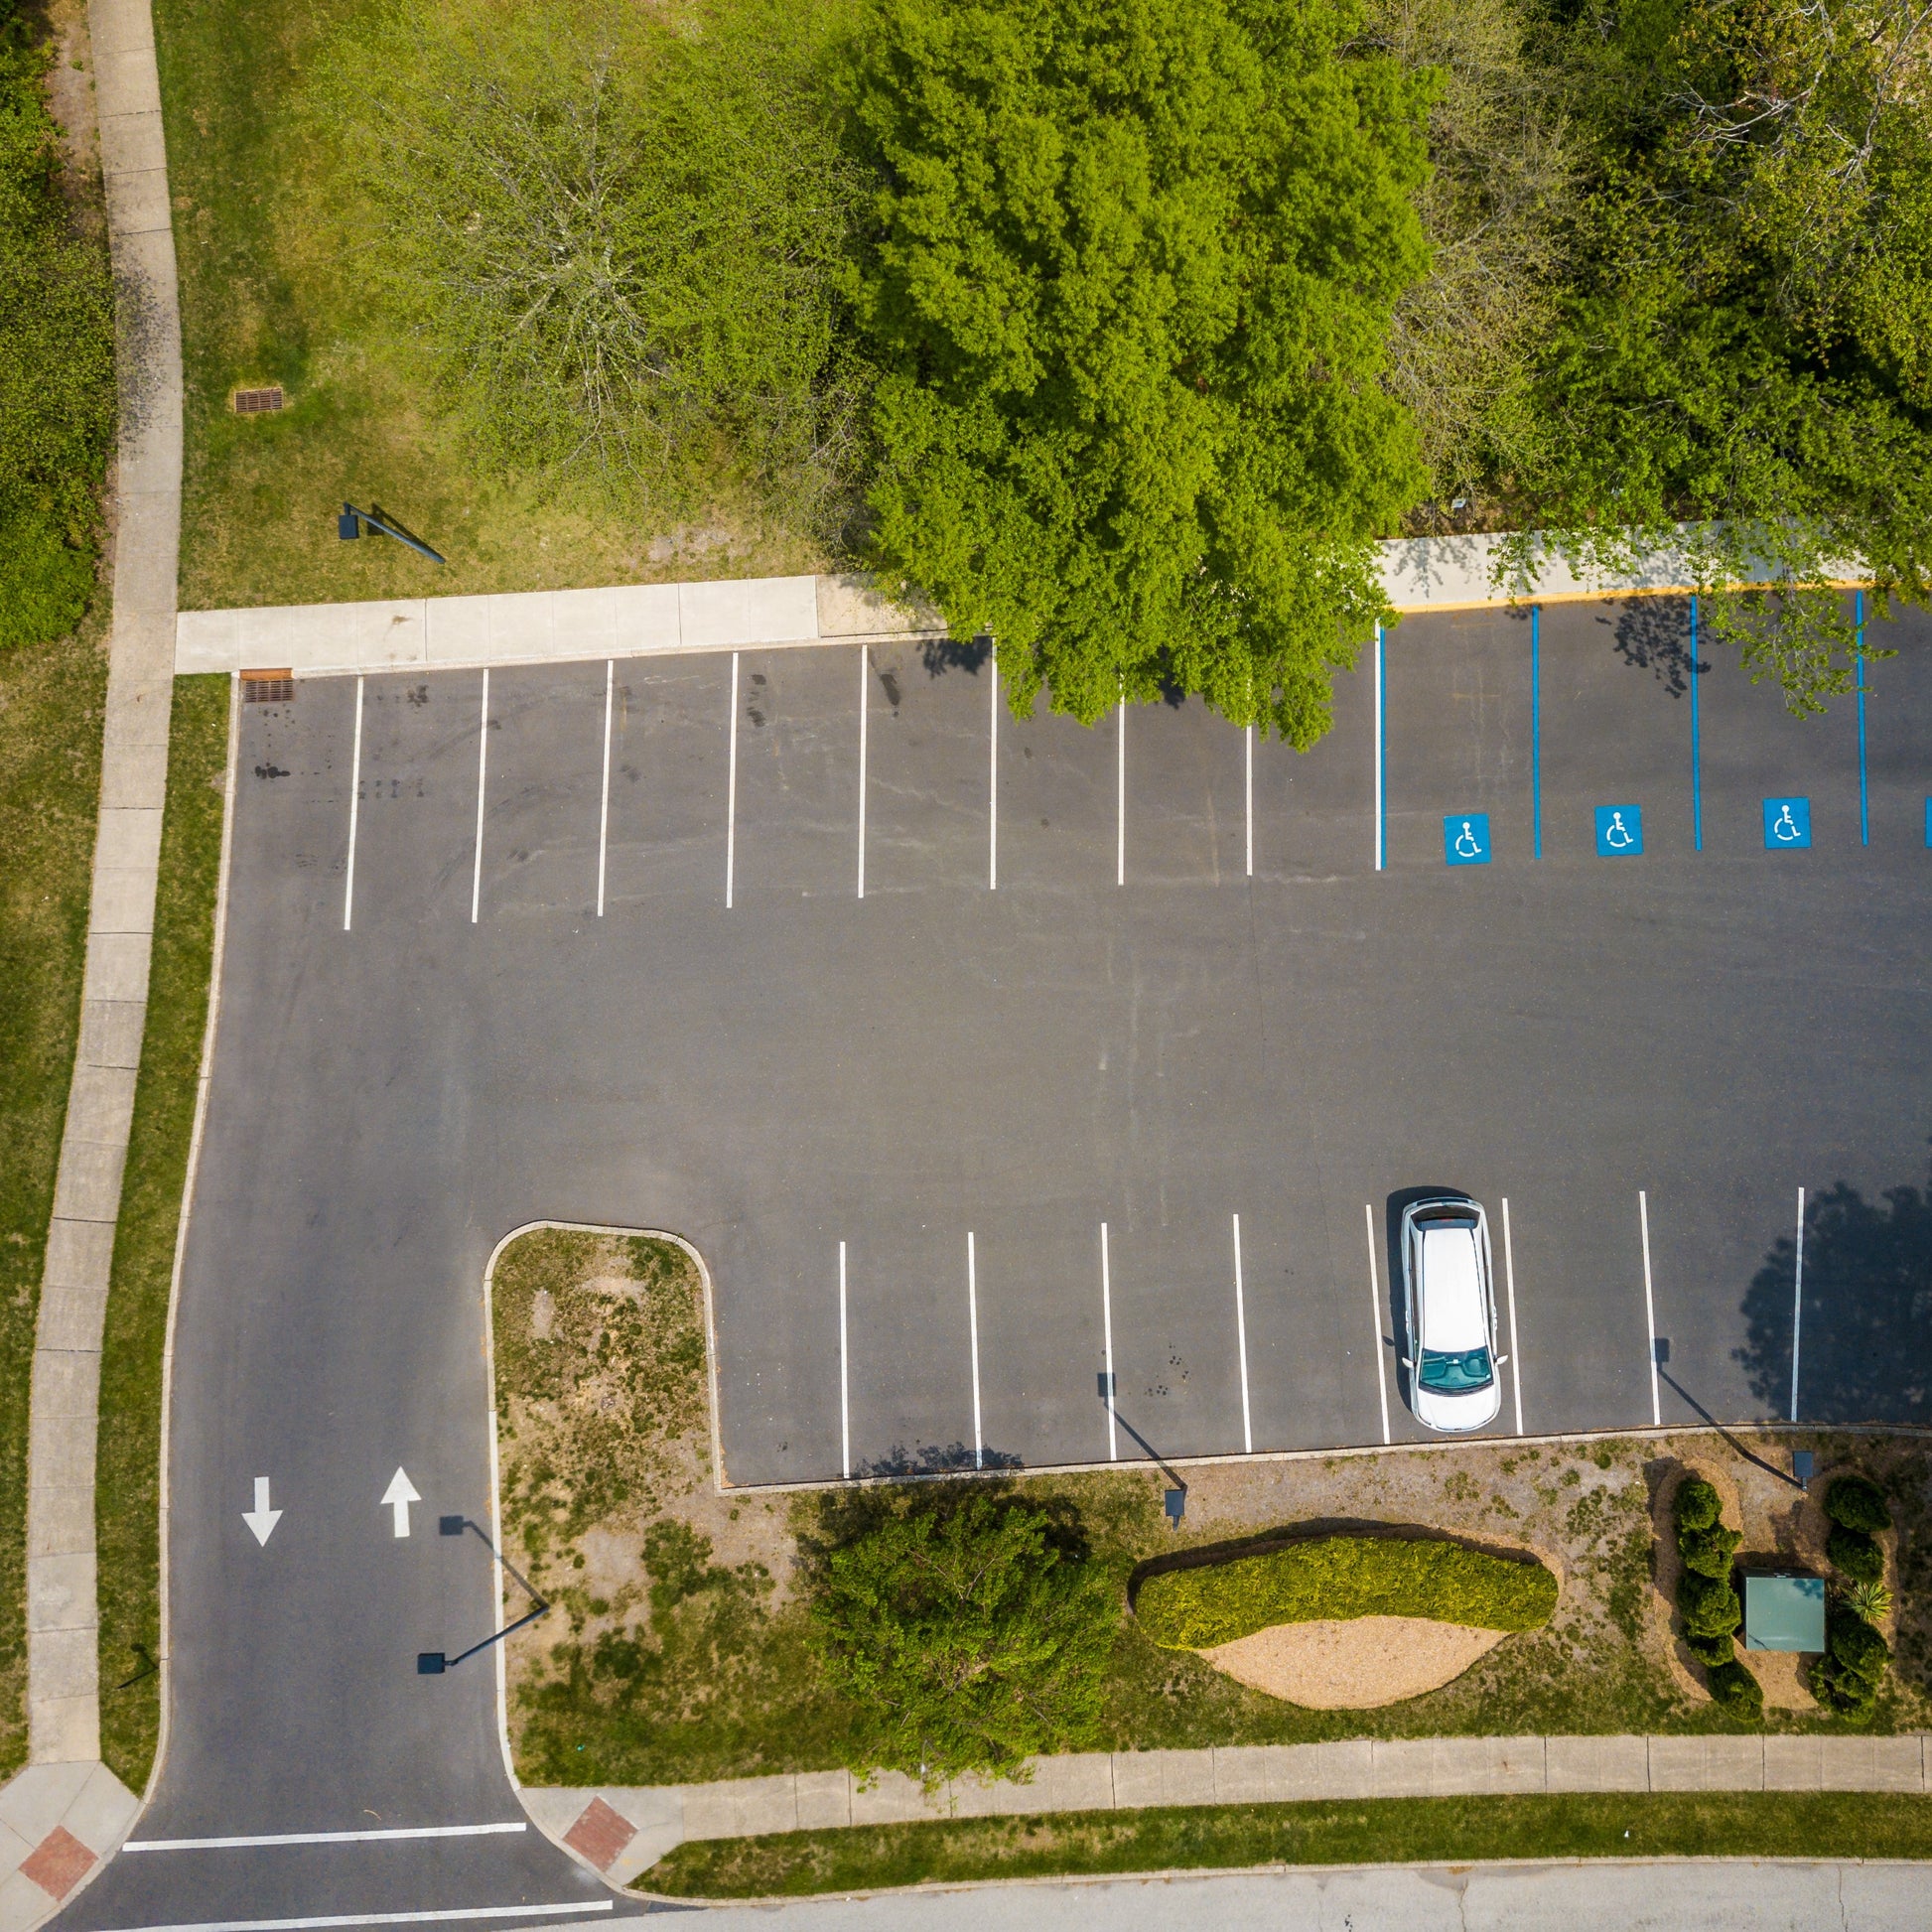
524,1732 -> 1932,1886
2,0 -> 181,1921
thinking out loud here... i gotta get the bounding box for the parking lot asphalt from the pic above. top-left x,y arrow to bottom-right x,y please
79,595 -> 1929,1920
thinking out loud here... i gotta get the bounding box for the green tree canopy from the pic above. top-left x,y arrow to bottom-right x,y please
804,1486 -> 1116,1786
843,0 -> 1438,742
1500,0 -> 1932,709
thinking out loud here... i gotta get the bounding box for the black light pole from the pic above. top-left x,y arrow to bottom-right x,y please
339,501 -> 448,566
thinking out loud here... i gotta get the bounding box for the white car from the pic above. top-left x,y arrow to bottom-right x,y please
1400,1197 -> 1505,1433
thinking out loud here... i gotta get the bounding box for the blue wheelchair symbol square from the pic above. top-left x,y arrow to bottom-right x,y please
1444,813 -> 1491,866
1594,804 -> 1643,857
1763,797 -> 1811,849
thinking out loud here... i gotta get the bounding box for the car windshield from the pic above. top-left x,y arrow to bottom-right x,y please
1418,1346 -> 1493,1394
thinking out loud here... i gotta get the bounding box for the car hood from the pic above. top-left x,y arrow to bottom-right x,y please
1415,1379 -> 1501,1433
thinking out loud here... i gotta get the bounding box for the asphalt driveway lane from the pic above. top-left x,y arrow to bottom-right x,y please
1385,610 -> 1535,871
865,638 -> 992,897
477,662 -> 607,923
604,650 -> 732,907
1536,597 -> 1696,863
735,646 -> 861,902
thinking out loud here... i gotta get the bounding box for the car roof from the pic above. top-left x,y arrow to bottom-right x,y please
1418,1224 -> 1486,1350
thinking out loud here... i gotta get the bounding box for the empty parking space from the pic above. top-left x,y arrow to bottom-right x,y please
733,647 -> 862,902
1385,611 -> 1535,870
1252,650 -> 1376,880
477,664 -> 607,921
604,653 -> 731,906
1537,599 -> 1696,863
999,695 -> 1119,893
1126,696 -> 1246,887
864,640 -> 993,897
233,682 -> 353,942
350,670 -> 487,926
1863,608 -> 1932,849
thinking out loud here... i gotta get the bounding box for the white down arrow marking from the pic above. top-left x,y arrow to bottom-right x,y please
382,1467 -> 421,1538
243,1477 -> 283,1546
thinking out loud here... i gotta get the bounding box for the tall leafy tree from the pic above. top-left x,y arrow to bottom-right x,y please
1503,0 -> 1932,710
842,0 -> 1437,742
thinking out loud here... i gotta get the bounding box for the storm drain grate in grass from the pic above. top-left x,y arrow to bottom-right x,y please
240,669 -> 295,704
231,386 -> 286,414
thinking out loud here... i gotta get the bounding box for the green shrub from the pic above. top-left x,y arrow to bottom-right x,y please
1677,1570 -> 1742,1642
1673,1478 -> 1723,1534
1828,1524 -> 1884,1586
1811,1651 -> 1879,1718
1132,1537 -> 1557,1650
1829,1611 -> 1889,1686
1685,1630 -> 1734,1667
1825,1476 -> 1891,1536
1678,1523 -> 1741,1580
1706,1658 -> 1763,1720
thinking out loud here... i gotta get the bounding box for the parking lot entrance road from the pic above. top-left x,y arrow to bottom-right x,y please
70,598 -> 1929,1928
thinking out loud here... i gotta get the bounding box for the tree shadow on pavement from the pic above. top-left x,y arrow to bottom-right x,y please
1735,1167 -> 1932,1425
1608,596 -> 1702,698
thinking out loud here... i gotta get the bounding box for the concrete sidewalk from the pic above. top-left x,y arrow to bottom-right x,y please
523,1731 -> 1932,1888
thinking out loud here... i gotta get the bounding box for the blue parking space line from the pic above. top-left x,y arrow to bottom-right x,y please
1376,623 -> 1387,872
1857,590 -> 1868,847
1689,594 -> 1703,852
1531,606 -> 1542,860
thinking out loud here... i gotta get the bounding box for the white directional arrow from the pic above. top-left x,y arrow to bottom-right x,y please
381,1467 -> 421,1538
242,1477 -> 282,1547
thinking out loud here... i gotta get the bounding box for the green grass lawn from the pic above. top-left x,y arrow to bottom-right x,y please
0,614 -> 108,1780
154,0 -> 830,612
95,673 -> 230,1793
643,1792 -> 1932,1898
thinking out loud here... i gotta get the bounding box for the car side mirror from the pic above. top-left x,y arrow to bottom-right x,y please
1495,1354 -> 1509,1366
1400,1356 -> 1414,1369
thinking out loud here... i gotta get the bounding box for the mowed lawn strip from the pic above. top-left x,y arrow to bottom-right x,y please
0,618 -> 108,1779
96,674 -> 231,1790
641,1792 -> 1932,1898
1134,1537 -> 1559,1649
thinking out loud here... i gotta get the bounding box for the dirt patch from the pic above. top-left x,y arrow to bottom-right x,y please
1201,1615 -> 1506,1708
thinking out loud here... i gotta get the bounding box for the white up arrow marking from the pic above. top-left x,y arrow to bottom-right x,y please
242,1477 -> 282,1546
381,1467 -> 421,1538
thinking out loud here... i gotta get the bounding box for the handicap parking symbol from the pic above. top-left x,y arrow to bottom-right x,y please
1762,796 -> 1812,850
1594,804 -> 1643,858
1444,813 -> 1491,867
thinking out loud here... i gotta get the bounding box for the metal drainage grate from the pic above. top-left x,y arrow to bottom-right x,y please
240,668 -> 295,704
232,386 -> 286,414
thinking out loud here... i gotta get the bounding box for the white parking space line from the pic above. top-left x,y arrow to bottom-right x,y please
1115,695 -> 1126,886
343,674 -> 363,932
112,1906 -> 612,1932
1373,623 -> 1385,871
470,667 -> 488,924
1100,1221 -> 1118,1460
1231,1212 -> 1252,1452
725,651 -> 740,909
596,659 -> 613,917
967,1230 -> 983,1470
1790,1185 -> 1806,1422
1638,1189 -> 1661,1426
1365,1202 -> 1390,1445
857,644 -> 869,899
1244,724 -> 1254,878
988,650 -> 999,891
125,1825 -> 528,1853
838,1239 -> 850,1478
1501,1196 -> 1524,1436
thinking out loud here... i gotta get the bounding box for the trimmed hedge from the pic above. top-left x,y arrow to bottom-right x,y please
1825,1476 -> 1890,1535
1133,1537 -> 1558,1650
1827,1524 -> 1884,1586
1678,1570 -> 1742,1641
1673,1478 -> 1723,1534
1708,1659 -> 1764,1720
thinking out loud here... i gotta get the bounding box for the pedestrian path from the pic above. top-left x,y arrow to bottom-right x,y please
522,1730 -> 1932,1889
